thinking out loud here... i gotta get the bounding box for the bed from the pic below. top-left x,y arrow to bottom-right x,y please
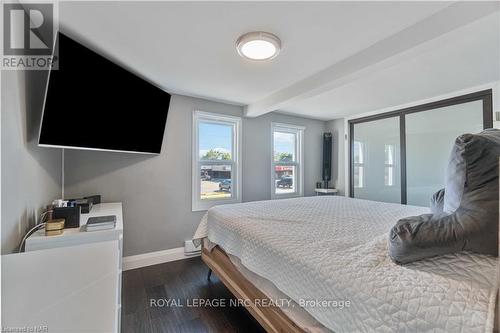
193,196 -> 498,332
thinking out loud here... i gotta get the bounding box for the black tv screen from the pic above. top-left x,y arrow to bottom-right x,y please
39,32 -> 171,154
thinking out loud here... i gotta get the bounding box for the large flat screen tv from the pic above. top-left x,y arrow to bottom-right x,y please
39,32 -> 171,154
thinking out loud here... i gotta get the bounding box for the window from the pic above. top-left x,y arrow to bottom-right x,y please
271,123 -> 304,199
192,111 -> 241,211
384,144 -> 395,186
353,141 -> 364,188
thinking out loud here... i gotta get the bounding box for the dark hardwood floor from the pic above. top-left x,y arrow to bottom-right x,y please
121,257 -> 266,333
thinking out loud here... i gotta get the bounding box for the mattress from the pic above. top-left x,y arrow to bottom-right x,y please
194,196 -> 498,332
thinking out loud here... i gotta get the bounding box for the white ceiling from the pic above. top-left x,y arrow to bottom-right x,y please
59,1 -> 499,120
284,11 -> 500,119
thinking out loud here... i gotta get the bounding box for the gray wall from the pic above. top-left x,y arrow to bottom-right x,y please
1,70 -> 62,254
243,112 -> 325,202
326,119 -> 346,196
64,94 -> 326,256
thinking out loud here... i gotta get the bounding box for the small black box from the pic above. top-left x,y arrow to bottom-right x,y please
84,195 -> 101,205
53,206 -> 81,228
74,199 -> 93,214
66,198 -> 92,214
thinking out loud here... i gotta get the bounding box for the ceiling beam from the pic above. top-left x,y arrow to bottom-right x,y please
245,1 -> 499,118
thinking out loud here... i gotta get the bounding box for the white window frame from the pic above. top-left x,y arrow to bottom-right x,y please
192,111 -> 242,211
271,123 -> 305,199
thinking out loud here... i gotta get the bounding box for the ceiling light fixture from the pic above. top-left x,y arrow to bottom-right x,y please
236,31 -> 281,61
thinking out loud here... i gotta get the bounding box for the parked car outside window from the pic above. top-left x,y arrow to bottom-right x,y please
219,179 -> 231,192
277,176 -> 293,188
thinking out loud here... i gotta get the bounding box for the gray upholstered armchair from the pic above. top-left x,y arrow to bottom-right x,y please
389,129 -> 500,264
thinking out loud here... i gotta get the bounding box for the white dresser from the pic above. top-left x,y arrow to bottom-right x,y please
17,202 -> 124,332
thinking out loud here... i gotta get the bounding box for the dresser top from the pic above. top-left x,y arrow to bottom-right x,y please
26,203 -> 123,250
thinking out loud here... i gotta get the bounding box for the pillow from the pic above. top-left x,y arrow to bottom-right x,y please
443,135 -> 468,213
429,188 -> 445,214
389,129 -> 500,264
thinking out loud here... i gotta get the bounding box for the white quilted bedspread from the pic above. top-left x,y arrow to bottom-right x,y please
194,196 -> 498,333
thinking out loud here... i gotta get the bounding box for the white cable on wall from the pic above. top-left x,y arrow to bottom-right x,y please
61,148 -> 65,199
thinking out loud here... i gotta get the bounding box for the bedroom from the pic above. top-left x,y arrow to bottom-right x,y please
1,1 -> 499,332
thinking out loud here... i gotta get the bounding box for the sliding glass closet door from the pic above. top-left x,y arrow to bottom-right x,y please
352,116 -> 401,203
405,100 -> 484,206
349,90 -> 492,207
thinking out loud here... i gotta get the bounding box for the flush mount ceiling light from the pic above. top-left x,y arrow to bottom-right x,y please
236,31 -> 281,61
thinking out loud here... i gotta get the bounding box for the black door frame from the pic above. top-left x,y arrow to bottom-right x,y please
348,89 -> 493,203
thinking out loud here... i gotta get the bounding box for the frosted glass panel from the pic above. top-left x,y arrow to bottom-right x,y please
406,100 -> 484,207
353,117 -> 401,203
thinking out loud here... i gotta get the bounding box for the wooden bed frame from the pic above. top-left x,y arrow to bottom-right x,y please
201,243 -> 306,333
202,242 -> 499,333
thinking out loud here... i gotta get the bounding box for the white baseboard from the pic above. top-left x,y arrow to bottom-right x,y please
123,247 -> 200,271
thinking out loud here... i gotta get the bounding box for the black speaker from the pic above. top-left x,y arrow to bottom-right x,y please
322,132 -> 333,188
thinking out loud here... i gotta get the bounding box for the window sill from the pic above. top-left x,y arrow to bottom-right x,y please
192,198 -> 241,212
271,193 -> 303,200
